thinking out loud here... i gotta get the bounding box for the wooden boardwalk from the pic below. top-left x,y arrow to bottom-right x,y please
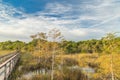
0,52 -> 20,80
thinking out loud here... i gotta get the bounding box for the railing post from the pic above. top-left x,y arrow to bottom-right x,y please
9,60 -> 11,75
4,64 -> 7,80
10,60 -> 12,73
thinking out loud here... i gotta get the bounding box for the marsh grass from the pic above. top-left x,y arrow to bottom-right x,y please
0,50 -> 14,56
10,52 -> 120,80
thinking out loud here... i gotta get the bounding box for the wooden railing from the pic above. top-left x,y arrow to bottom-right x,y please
0,52 -> 20,80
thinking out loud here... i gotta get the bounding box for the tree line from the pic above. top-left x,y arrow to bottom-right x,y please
0,33 -> 120,55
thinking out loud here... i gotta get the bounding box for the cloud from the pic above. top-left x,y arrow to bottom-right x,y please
0,0 -> 120,42
82,0 -> 120,34
44,2 -> 72,15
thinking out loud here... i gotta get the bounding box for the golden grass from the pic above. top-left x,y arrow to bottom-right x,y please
31,51 -> 100,67
60,53 -> 98,67
0,50 -> 14,56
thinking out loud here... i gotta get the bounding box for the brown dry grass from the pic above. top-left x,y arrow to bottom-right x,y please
0,50 -> 14,56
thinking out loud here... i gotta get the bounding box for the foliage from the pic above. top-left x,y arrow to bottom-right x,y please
0,40 -> 25,51
1,31 -> 120,80
93,54 -> 120,80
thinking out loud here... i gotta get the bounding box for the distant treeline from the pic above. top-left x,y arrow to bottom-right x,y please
62,37 -> 120,54
0,33 -> 120,54
0,40 -> 25,50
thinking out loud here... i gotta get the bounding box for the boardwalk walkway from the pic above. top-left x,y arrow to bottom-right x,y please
0,52 -> 20,80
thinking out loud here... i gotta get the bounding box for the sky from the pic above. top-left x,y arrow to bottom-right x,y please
0,0 -> 120,42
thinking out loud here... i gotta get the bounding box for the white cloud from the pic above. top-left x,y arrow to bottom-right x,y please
80,0 -> 120,35
74,0 -> 120,32
69,29 -> 87,36
43,2 -> 72,15
0,0 -> 120,42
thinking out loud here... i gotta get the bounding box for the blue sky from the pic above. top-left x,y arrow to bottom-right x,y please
0,0 -> 120,42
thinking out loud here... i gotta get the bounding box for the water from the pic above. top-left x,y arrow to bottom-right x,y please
21,69 -> 50,79
68,66 -> 95,73
21,66 -> 95,79
81,67 -> 95,73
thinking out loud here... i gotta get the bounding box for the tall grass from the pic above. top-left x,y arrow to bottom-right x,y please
0,50 -> 14,56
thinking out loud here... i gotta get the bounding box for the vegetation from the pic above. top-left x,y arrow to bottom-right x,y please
0,50 -> 14,55
0,29 -> 120,80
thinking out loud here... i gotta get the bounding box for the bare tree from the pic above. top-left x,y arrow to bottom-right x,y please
30,34 -> 37,54
48,28 -> 63,80
37,32 -> 47,55
30,34 -> 37,40
102,33 -> 116,80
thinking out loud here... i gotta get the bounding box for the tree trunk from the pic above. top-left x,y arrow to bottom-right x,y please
111,54 -> 114,80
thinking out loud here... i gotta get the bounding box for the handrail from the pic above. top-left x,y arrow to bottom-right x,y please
0,53 -> 19,68
0,52 -> 20,80
0,52 -> 17,64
